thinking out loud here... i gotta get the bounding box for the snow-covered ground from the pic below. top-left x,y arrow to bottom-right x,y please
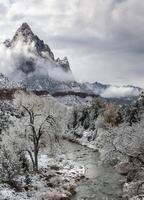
0,151 -> 85,200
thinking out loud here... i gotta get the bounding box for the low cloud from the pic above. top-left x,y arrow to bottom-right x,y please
101,86 -> 140,98
0,39 -> 74,82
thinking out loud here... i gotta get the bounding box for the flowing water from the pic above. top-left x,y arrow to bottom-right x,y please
62,140 -> 125,200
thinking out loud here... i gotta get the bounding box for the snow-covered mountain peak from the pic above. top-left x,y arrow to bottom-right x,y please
2,22 -> 73,79
4,22 -> 55,61
4,23 -> 34,47
12,22 -> 34,42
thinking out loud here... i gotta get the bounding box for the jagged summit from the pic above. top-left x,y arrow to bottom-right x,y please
4,22 -> 55,60
19,22 -> 32,32
56,57 -> 70,72
3,22 -> 73,76
12,22 -> 34,43
4,23 -> 34,47
15,22 -> 33,35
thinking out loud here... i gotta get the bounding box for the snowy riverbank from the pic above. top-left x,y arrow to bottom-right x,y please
0,151 -> 85,200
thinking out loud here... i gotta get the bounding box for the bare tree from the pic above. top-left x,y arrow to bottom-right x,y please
22,105 -> 59,172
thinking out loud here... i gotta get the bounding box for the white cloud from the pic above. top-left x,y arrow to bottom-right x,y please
0,38 -> 74,82
101,86 -> 140,98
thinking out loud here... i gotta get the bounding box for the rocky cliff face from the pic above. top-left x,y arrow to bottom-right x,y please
4,23 -> 55,60
4,23 -> 71,76
2,23 -> 77,93
55,57 -> 71,72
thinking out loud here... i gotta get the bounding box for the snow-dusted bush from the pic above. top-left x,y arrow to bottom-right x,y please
97,116 -> 144,166
0,142 -> 22,190
103,103 -> 119,127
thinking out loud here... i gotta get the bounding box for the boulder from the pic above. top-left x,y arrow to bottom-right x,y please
116,162 -> 133,175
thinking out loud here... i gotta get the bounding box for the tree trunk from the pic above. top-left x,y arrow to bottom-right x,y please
34,146 -> 39,172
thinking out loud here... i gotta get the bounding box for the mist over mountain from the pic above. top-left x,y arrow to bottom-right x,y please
1,23 -> 73,82
0,22 -> 142,100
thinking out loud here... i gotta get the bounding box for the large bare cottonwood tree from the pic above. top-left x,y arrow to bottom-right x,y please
22,104 -> 58,171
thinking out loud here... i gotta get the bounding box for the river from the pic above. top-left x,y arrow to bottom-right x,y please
61,140 -> 125,200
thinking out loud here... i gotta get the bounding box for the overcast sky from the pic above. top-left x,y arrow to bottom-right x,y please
0,0 -> 144,86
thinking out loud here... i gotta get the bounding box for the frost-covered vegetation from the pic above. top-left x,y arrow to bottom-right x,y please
65,92 -> 144,199
1,88 -> 144,199
0,91 -> 84,200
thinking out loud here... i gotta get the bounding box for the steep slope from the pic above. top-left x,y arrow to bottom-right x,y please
4,23 -> 55,61
3,23 -> 76,92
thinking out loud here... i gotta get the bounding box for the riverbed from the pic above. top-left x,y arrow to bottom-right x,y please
61,140 -> 125,200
